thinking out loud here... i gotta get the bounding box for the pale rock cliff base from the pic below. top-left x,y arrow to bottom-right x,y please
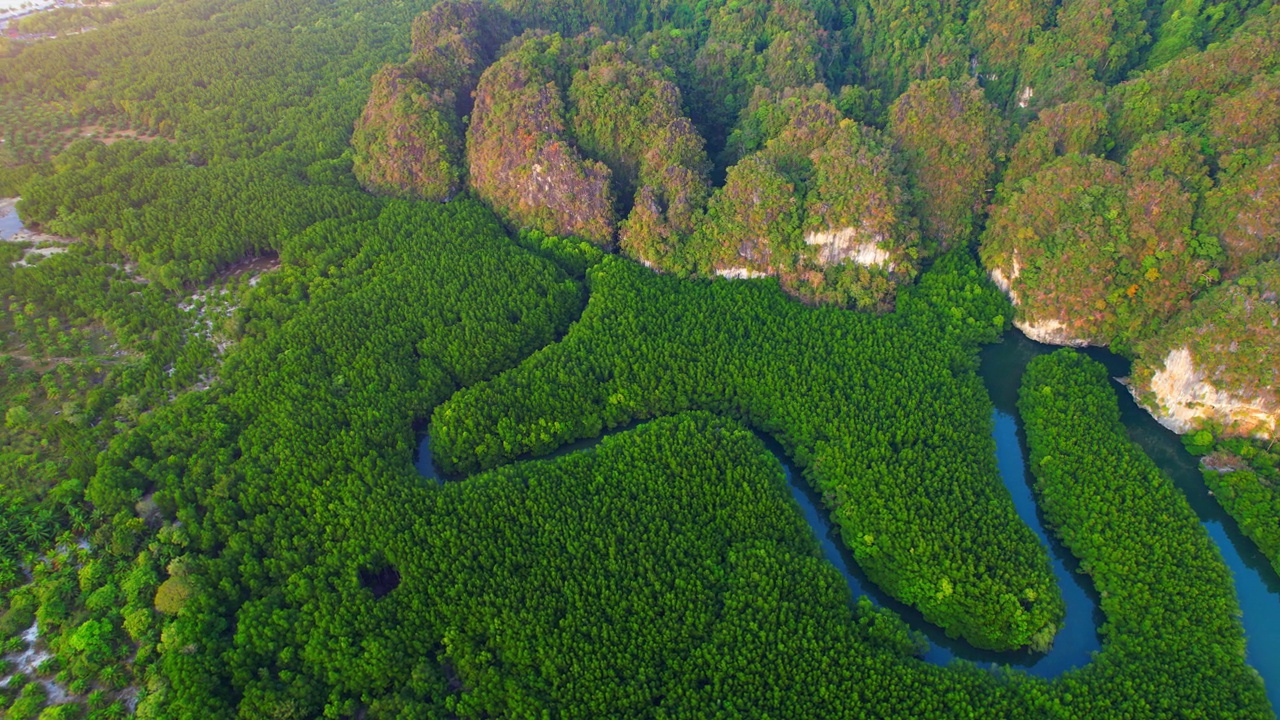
1136,346 -> 1277,439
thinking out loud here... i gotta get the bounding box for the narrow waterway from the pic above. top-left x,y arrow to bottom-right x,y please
986,330 -> 1280,705
760,423 -> 1102,676
415,408 -> 1103,674
412,328 -> 1279,698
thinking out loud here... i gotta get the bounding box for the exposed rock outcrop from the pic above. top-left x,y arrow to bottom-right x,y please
715,267 -> 767,280
989,250 -> 1020,303
1131,262 -> 1280,440
694,94 -> 919,309
802,229 -> 894,268
351,66 -> 465,201
1017,318 -> 1094,347
1137,347 -> 1277,437
351,1 -> 516,201
802,119 -> 917,274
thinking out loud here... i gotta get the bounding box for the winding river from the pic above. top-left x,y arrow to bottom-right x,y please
987,330 -> 1280,701
414,329 -> 1279,702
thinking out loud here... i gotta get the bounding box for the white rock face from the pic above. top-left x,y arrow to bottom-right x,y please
803,227 -> 894,268
715,267 -> 767,280
1139,346 -> 1278,438
988,251 -> 1092,346
1014,317 -> 1093,347
989,251 -> 1021,304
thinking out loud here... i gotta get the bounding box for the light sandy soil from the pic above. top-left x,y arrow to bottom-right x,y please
1,196 -> 78,266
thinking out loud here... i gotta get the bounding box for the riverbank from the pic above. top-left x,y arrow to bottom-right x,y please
995,330 -> 1280,708
1,197 -> 76,267
411,328 -> 1279,704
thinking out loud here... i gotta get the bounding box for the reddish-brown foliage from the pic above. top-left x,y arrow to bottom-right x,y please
351,65 -> 465,201
889,78 -> 1005,252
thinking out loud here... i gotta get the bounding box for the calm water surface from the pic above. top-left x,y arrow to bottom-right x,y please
414,329 -> 1279,699
986,331 -> 1280,703
0,205 -> 23,239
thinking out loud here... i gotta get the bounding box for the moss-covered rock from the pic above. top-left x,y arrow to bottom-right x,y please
407,0 -> 516,114
351,65 -> 466,201
467,32 -> 617,246
889,78 -> 1005,253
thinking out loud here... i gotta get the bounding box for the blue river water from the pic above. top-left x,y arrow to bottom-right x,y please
0,203 -> 24,240
983,330 -> 1280,703
414,329 -> 1279,701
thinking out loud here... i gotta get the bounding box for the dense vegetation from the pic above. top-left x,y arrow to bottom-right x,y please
9,220 -> 1273,716
1,0 -> 1278,715
981,5 -> 1280,352
676,85 -> 920,308
16,140 -> 380,289
81,200 -> 581,717
432,247 -> 1063,652
1018,350 -> 1270,717
350,1 -> 1013,308
1193,432 -> 1280,577
1134,263 -> 1280,575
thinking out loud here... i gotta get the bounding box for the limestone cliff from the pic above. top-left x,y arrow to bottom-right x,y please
350,65 -> 465,201
981,136 -> 1212,349
569,42 -> 711,265
1135,347 -> 1277,438
693,91 -> 919,309
351,1 -> 516,201
1132,263 -> 1280,440
466,33 -> 617,246
408,0 -> 514,105
466,34 -> 710,250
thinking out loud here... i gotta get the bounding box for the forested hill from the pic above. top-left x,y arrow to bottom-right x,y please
0,0 -> 1277,717
338,0 -> 1280,441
